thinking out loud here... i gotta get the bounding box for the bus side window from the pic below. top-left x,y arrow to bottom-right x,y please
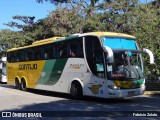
34,47 -> 42,60
12,51 -> 17,62
25,48 -> 34,61
69,42 -> 77,57
85,36 -> 104,78
95,52 -> 104,72
68,37 -> 83,58
13,52 -> 16,62
59,41 -> 68,58
16,51 -> 20,62
7,52 -> 11,63
53,43 -> 59,59
77,38 -> 83,58
16,50 -> 24,62
43,44 -> 53,60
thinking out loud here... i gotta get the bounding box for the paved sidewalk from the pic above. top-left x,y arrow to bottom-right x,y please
144,91 -> 160,95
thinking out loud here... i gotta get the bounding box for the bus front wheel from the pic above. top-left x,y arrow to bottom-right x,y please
70,81 -> 83,99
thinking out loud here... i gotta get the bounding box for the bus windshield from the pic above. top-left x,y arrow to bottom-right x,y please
102,37 -> 137,50
102,37 -> 144,80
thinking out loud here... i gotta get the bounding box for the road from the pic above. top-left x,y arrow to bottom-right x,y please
0,83 -> 160,120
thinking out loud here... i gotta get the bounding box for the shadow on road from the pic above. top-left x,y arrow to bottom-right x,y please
0,84 -> 160,120
0,83 -> 134,104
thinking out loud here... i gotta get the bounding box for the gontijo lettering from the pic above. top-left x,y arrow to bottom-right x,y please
19,64 -> 37,70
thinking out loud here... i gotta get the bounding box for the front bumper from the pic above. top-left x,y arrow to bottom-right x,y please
107,87 -> 145,98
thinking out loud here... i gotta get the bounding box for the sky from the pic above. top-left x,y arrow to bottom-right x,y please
0,0 -> 153,31
0,0 -> 54,30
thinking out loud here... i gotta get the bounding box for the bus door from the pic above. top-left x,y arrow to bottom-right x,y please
84,36 -> 106,95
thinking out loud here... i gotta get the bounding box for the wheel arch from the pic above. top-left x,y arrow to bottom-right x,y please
69,78 -> 84,94
15,76 -> 21,84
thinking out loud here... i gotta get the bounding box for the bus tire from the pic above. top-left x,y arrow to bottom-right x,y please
70,81 -> 83,99
15,79 -> 21,90
21,79 -> 27,91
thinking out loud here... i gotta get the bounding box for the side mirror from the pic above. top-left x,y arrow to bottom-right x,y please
103,46 -> 114,64
143,48 -> 154,64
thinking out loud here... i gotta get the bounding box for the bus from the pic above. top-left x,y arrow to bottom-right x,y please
6,32 -> 154,98
0,57 -> 7,83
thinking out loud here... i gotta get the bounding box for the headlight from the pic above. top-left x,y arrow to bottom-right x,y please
108,85 -> 120,90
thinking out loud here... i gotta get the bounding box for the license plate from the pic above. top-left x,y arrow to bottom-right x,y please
128,91 -> 135,96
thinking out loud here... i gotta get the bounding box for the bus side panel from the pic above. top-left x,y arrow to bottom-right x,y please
35,59 -> 68,91
54,58 -> 107,97
7,62 -> 18,86
60,58 -> 87,93
7,61 -> 45,88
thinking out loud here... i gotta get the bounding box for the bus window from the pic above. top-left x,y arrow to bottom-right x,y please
59,41 -> 68,58
69,40 -> 77,57
33,47 -> 42,60
85,36 -> 104,78
68,37 -> 83,58
25,48 -> 34,61
53,43 -> 59,59
11,51 -> 16,62
16,50 -> 24,62
43,44 -> 53,59
7,52 -> 11,63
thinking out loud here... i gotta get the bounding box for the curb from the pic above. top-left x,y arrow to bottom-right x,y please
144,91 -> 160,95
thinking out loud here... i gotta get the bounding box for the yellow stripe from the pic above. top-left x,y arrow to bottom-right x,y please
112,80 -> 141,89
7,61 -> 45,88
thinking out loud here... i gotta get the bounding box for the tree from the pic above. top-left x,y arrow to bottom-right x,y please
5,15 -> 54,43
36,0 -> 160,75
1,0 -> 159,75
0,29 -> 30,48
36,0 -> 113,16
130,1 -> 160,75
5,16 -> 35,31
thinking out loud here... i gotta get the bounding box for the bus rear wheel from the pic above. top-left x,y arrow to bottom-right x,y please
21,79 -> 27,91
70,82 -> 83,99
15,79 -> 20,90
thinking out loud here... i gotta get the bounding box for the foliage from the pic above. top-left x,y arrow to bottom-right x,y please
0,0 -> 159,75
5,16 -> 35,31
2,16 -> 53,48
131,1 -> 160,75
36,0 -> 68,4
0,29 -> 34,48
46,7 -> 84,36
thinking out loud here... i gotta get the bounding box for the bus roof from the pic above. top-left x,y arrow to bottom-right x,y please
32,37 -> 63,45
7,37 -> 64,52
56,32 -> 136,42
83,32 -> 136,39
7,32 -> 136,52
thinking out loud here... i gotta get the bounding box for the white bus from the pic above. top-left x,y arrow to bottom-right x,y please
0,57 -> 7,83
7,32 -> 154,98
